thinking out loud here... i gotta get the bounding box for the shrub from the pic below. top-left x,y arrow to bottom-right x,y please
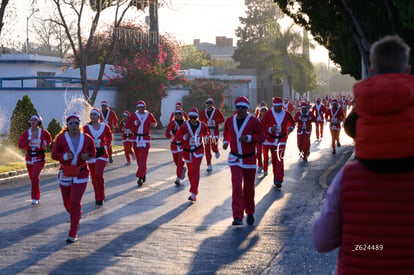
8,95 -> 38,146
47,118 -> 62,141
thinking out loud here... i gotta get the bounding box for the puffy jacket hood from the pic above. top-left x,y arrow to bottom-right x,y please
354,73 -> 414,159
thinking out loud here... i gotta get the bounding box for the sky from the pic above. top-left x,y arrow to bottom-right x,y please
9,0 -> 329,64
157,0 -> 330,64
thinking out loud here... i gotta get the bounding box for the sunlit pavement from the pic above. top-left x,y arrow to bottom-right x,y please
0,125 -> 353,274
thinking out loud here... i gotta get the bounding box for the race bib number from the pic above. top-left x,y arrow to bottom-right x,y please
136,140 -> 146,148
276,125 -> 281,134
94,139 -> 101,148
317,115 -> 322,121
124,129 -> 132,135
190,137 -> 200,146
29,139 -> 41,148
207,120 -> 215,127
331,118 -> 337,123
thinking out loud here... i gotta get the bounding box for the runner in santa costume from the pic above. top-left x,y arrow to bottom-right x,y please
340,95 -> 349,116
282,96 -> 295,114
165,108 -> 187,185
126,100 -> 157,186
176,107 -> 209,202
99,100 -> 118,163
118,111 -> 136,165
311,97 -> 327,140
199,97 -> 225,172
325,99 -> 345,154
83,108 -> 112,206
254,101 -> 267,118
223,96 -> 265,225
18,114 -> 52,205
261,97 -> 295,188
294,102 -> 316,162
51,113 -> 95,243
169,102 -> 189,121
255,106 -> 268,174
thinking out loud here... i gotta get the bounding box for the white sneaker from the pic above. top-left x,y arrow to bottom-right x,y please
31,199 -> 39,205
207,165 -> 212,172
175,177 -> 181,185
215,152 -> 220,159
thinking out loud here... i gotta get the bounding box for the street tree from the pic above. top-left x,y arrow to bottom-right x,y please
233,0 -> 283,70
273,0 -> 414,79
50,0 -> 149,105
178,45 -> 221,70
0,0 -> 10,36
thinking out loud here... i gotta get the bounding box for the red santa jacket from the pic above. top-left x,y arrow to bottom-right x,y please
51,131 -> 95,183
99,108 -> 118,132
119,120 -> 135,142
311,103 -> 327,123
19,128 -> 52,164
261,109 -> 295,146
283,101 -> 295,113
83,122 -> 113,162
126,110 -> 157,148
294,110 -> 316,135
337,161 -> 414,274
325,107 -> 345,131
165,119 -> 185,153
223,114 -> 265,169
176,120 -> 209,162
199,107 -> 225,137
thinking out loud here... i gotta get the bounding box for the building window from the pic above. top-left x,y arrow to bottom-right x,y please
37,72 -> 56,88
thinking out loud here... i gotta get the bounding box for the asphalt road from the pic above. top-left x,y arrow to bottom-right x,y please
0,127 -> 353,274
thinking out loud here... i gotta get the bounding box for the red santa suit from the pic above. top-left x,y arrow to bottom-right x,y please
126,101 -> 157,184
223,100 -> 265,222
18,115 -> 52,203
261,97 -> 295,185
325,100 -> 345,154
51,116 -> 96,240
340,96 -> 348,116
83,116 -> 112,204
99,101 -> 118,160
199,102 -> 225,169
176,108 -> 209,200
165,113 -> 186,184
294,104 -> 316,161
311,98 -> 327,140
118,111 -> 135,164
282,97 -> 295,114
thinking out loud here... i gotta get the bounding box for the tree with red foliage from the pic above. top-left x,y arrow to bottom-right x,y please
109,45 -> 184,127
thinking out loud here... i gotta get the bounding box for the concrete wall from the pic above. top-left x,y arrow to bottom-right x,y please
0,88 -> 118,135
159,88 -> 191,126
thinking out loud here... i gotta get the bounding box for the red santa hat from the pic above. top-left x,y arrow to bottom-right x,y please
234,96 -> 249,108
175,102 -> 183,108
90,108 -> 101,116
188,107 -> 199,117
206,98 -> 214,104
273,97 -> 283,107
101,100 -> 109,107
66,112 -> 81,122
332,99 -> 339,105
29,114 -> 42,122
123,111 -> 131,117
301,102 -> 308,109
136,100 -> 146,109
316,97 -> 321,102
284,96 -> 289,101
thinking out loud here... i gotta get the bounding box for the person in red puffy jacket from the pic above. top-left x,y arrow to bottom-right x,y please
312,35 -> 414,274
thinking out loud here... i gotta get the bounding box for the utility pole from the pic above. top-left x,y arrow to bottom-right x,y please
149,0 -> 159,62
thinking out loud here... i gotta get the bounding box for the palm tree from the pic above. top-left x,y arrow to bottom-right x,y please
261,23 -> 303,98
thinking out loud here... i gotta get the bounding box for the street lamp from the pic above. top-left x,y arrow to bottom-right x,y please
26,8 -> 39,53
